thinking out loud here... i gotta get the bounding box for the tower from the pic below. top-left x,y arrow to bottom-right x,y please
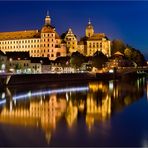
45,10 -> 51,26
85,19 -> 94,37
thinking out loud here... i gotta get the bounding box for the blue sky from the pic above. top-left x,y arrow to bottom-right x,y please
0,1 -> 148,58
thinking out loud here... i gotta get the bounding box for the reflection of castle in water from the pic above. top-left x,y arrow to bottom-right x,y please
0,77 -> 146,144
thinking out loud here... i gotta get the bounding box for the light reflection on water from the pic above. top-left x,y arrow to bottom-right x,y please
0,77 -> 147,146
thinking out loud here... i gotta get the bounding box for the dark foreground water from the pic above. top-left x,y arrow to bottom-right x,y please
0,77 -> 148,147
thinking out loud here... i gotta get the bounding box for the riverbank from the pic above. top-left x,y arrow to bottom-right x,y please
0,72 -> 147,87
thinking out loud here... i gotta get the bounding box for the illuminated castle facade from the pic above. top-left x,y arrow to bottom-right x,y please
0,14 -> 111,60
77,20 -> 111,57
0,13 -> 66,60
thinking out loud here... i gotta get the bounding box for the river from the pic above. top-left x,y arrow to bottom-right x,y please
0,77 -> 147,146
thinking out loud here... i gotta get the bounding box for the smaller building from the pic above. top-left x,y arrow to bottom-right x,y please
30,57 -> 51,73
64,28 -> 78,55
77,20 -> 111,57
80,62 -> 92,72
6,51 -> 31,73
106,51 -> 133,68
0,50 -> 7,72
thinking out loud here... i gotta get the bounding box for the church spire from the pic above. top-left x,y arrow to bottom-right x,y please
47,10 -> 49,16
45,10 -> 51,26
88,18 -> 91,25
85,18 -> 94,37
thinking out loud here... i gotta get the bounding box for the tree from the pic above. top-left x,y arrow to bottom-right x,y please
15,63 -> 21,70
124,48 -> 133,59
70,51 -> 86,68
91,51 -> 108,69
124,47 -> 146,66
111,39 -> 126,54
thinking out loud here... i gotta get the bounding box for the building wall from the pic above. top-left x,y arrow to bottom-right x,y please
87,39 -> 111,57
0,35 -> 66,61
7,59 -> 31,73
64,29 -> 78,54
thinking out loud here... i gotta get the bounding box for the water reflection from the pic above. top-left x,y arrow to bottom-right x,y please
0,77 -> 146,145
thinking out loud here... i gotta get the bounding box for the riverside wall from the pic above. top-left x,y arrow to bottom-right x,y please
0,72 -> 146,87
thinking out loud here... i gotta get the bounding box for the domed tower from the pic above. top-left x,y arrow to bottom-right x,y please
45,11 -> 51,26
85,19 -> 94,37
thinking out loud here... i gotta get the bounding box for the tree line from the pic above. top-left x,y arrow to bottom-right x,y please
55,39 -> 146,69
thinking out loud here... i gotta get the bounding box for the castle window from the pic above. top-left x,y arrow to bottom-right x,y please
48,44 -> 49,47
100,43 -> 102,48
89,43 -> 91,48
22,41 -> 24,43
28,40 -> 30,43
56,52 -> 60,57
48,39 -> 49,41
51,54 -> 54,57
47,54 -> 50,57
93,43 -> 95,48
97,43 -> 99,48
48,34 -> 49,37
34,40 -> 36,43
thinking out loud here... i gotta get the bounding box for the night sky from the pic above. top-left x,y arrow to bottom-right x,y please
0,1 -> 148,58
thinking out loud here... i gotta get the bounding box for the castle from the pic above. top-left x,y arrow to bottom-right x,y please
0,13 -> 111,60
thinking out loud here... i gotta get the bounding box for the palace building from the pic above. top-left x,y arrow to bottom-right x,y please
77,20 -> 111,57
62,28 -> 78,55
0,13 -> 66,60
0,14 -> 111,61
